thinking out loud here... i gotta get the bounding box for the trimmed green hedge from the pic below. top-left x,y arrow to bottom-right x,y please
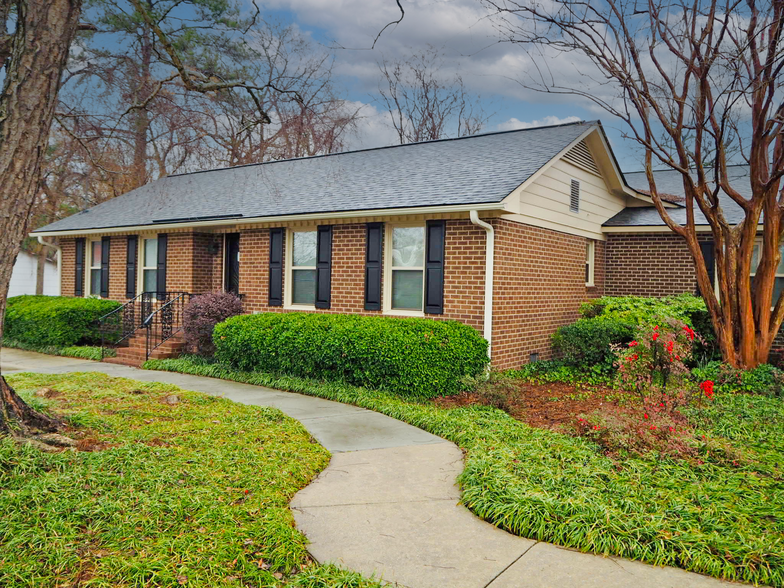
552,317 -> 634,373
4,295 -> 121,347
213,313 -> 489,399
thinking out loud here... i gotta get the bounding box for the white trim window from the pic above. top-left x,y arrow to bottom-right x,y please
88,239 -> 102,296
585,240 -> 595,287
287,229 -> 318,307
751,240 -> 784,303
140,237 -> 159,293
385,225 -> 426,313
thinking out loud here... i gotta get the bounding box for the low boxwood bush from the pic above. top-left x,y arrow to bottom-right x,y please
551,317 -> 634,374
4,295 -> 121,347
183,292 -> 243,356
213,313 -> 489,398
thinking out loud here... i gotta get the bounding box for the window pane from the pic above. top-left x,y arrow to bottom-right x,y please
775,277 -> 784,305
144,238 -> 158,268
392,227 -> 425,268
90,269 -> 101,295
91,241 -> 102,267
292,269 -> 316,304
752,243 -> 760,273
778,244 -> 784,274
143,269 -> 158,292
392,270 -> 423,310
292,231 -> 317,267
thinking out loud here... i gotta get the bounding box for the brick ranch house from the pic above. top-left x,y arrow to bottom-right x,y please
30,120 -> 737,369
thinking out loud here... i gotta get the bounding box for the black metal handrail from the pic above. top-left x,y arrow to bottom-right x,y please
97,291 -> 190,359
143,292 -> 193,361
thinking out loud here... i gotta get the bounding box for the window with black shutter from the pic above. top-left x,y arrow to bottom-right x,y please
74,238 -> 85,296
424,220 -> 446,314
365,223 -> 383,310
156,233 -> 167,299
100,236 -> 111,298
126,236 -> 138,298
269,228 -> 284,306
315,225 -> 332,309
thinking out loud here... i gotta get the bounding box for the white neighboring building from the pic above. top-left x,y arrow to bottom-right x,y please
9,249 -> 59,297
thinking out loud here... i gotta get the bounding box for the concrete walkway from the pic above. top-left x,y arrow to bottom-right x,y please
1,348 -> 746,588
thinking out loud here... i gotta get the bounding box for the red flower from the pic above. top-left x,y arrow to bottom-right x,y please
666,340 -> 674,353
653,332 -> 660,341
700,380 -> 715,398
629,340 -> 639,347
650,425 -> 657,430
654,325 -> 659,330
682,325 -> 696,341
644,413 -> 649,419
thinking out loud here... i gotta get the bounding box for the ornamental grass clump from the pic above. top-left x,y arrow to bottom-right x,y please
575,320 -> 728,461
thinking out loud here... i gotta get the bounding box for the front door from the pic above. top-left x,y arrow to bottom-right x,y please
224,233 -> 240,296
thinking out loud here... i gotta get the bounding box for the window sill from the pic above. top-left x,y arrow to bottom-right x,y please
284,304 -> 317,312
383,309 -> 425,318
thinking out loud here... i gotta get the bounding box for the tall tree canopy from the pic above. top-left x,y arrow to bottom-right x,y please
483,0 -> 784,368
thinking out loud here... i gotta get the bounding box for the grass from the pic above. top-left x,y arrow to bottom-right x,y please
2,337 -> 114,360
0,372 -> 383,588
146,355 -> 784,587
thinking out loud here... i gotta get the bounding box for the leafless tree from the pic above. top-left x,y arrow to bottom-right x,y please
0,0 -> 404,439
483,0 -> 784,368
377,45 -> 490,144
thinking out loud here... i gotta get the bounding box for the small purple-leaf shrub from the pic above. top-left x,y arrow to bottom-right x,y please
183,292 -> 243,356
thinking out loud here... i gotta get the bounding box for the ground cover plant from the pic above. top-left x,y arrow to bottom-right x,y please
146,354 -> 784,586
0,372 -> 382,588
2,337 -> 114,360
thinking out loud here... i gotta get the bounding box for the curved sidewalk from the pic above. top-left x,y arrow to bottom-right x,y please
1,348 -> 746,588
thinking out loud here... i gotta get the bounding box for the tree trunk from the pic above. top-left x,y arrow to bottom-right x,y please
35,246 -> 46,295
0,0 -> 82,436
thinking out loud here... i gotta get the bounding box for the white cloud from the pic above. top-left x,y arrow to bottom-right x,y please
342,101 -> 400,150
496,115 -> 582,131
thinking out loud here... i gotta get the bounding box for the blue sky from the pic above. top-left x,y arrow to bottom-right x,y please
258,0 -> 646,172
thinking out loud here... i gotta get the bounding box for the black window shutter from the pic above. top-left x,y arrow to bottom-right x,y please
156,233 -> 167,299
365,223 -> 383,310
697,240 -> 715,297
126,236 -> 137,298
74,238 -> 85,297
269,228 -> 284,306
424,220 -> 446,315
315,225 -> 332,309
100,236 -> 111,298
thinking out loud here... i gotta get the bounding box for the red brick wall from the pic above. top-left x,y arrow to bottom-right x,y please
238,221 -> 486,330
56,220 -> 605,370
605,232 -> 698,296
490,219 -> 604,370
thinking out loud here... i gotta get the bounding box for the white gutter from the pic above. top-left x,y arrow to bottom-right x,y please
469,210 -> 494,360
30,202 -> 506,238
37,236 -> 62,296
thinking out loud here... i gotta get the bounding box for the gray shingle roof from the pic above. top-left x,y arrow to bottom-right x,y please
34,121 -> 597,234
605,165 -> 749,227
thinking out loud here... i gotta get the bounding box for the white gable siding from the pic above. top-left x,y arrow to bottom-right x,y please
9,251 -> 59,297
501,156 -> 628,240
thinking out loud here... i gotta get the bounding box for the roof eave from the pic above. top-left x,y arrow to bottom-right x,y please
30,201 -> 508,238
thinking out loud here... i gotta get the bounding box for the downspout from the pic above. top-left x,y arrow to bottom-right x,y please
469,210 -> 494,361
37,236 -> 61,296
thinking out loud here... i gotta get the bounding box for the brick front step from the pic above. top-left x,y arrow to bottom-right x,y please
104,333 -> 186,366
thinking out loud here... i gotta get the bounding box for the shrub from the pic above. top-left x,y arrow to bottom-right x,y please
580,294 -> 718,362
4,295 -> 121,347
692,361 -> 784,397
213,313 -> 489,399
551,317 -> 634,373
183,292 -> 243,356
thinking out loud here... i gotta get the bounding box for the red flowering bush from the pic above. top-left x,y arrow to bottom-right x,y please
572,320 -> 722,460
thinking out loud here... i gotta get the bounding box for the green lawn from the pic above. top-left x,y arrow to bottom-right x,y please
146,356 -> 784,587
0,372 -> 381,588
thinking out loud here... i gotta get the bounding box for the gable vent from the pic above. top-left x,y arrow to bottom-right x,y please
563,139 -> 601,176
570,179 -> 580,213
